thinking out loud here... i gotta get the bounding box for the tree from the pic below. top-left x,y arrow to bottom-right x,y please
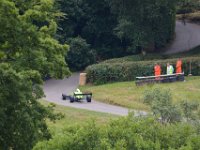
57,0 -> 90,42
66,37 -> 96,71
58,0 -> 124,60
108,0 -> 177,52
0,0 -> 70,79
0,0 -> 70,149
0,64 -> 57,149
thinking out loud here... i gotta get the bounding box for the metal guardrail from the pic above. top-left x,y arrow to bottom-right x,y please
136,73 -> 184,79
135,73 -> 185,86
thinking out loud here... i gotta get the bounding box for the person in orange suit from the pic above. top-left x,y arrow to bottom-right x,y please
176,58 -> 182,74
154,63 -> 161,79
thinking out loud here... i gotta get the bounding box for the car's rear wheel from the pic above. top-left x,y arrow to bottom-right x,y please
86,96 -> 92,102
69,96 -> 75,103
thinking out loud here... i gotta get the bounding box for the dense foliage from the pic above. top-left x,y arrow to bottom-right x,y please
86,57 -> 200,84
0,0 -> 70,79
58,0 -> 177,69
58,0 -> 122,60
0,0 -> 70,149
66,37 -> 96,71
0,64 -> 59,149
33,114 -> 200,150
108,0 -> 177,51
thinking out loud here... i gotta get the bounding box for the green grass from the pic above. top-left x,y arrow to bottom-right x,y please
80,77 -> 200,111
40,100 -> 118,135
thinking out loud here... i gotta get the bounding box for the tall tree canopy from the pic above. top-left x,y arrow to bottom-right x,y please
108,0 -> 177,52
0,0 -> 70,78
58,0 -> 124,60
0,0 -> 70,149
58,0 -> 177,65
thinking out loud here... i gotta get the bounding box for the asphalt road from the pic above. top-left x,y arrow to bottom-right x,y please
165,21 -> 200,54
43,73 -> 146,116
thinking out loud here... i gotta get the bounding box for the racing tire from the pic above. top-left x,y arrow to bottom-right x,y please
69,96 -> 75,103
62,94 -> 67,100
86,96 -> 92,103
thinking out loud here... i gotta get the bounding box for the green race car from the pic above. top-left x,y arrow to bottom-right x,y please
62,89 -> 92,103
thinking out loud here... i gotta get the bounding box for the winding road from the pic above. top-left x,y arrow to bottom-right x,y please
165,21 -> 200,54
44,21 -> 200,116
43,73 -> 147,116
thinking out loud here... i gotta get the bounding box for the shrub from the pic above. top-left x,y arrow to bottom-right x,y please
143,88 -> 200,124
144,88 -> 182,123
34,116 -> 200,150
66,37 -> 96,71
86,57 -> 200,84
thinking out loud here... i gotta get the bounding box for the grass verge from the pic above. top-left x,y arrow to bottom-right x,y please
40,100 -> 118,135
80,77 -> 200,111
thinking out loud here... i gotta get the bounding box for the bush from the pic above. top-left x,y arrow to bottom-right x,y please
34,116 -> 200,150
144,88 -> 182,123
86,57 -> 200,84
143,88 -> 200,123
66,37 -> 96,71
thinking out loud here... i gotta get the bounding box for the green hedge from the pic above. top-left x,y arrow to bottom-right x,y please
86,57 -> 200,84
102,47 -> 200,64
102,54 -> 165,64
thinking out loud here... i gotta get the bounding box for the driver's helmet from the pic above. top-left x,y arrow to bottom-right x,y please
74,89 -> 83,99
76,89 -> 81,93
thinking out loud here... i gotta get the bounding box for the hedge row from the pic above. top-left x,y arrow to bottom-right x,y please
86,57 -> 200,84
102,54 -> 165,64
101,47 -> 200,64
